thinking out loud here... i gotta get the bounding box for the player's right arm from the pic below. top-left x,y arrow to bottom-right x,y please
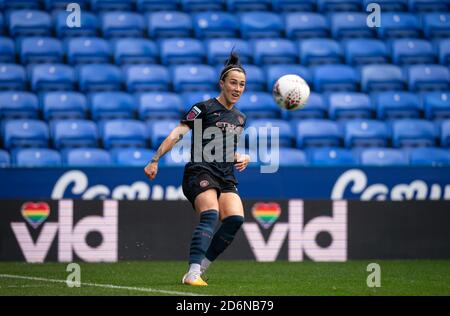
144,123 -> 190,181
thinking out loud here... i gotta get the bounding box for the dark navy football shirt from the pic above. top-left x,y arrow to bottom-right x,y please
180,98 -> 247,183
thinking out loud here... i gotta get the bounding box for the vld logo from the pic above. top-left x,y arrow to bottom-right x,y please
11,200 -> 118,263
243,200 -> 347,262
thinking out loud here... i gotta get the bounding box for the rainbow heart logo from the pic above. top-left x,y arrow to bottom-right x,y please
252,202 -> 281,229
21,202 -> 50,229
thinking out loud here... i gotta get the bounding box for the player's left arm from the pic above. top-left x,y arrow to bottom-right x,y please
235,152 -> 250,172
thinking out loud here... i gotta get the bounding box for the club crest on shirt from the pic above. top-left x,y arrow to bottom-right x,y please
186,106 -> 201,121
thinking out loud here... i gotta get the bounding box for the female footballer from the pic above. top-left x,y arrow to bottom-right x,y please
144,52 -> 250,286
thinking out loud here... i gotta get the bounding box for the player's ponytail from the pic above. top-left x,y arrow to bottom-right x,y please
220,50 -> 246,81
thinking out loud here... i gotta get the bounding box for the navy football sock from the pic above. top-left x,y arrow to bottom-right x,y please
205,215 -> 244,262
188,210 -> 219,265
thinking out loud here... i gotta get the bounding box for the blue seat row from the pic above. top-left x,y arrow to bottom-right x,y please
1,10 -> 449,40
2,36 -> 450,67
1,146 -> 449,168
1,62 -> 449,93
2,118 -> 450,151
1,90 -> 449,121
2,1 -> 448,13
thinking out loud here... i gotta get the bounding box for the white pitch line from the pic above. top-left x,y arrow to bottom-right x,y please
0,274 -> 207,296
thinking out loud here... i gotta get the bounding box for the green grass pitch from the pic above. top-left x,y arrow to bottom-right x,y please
0,261 -> 449,296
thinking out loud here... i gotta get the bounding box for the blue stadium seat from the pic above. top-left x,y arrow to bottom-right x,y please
438,39 -> 450,65
247,119 -> 294,148
258,147 -> 308,166
181,0 -> 225,11
137,92 -> 183,120
3,119 -> 49,149
362,0 -> 407,11
409,147 -> 450,166
391,39 -> 436,65
0,149 -> 10,167
265,64 -> 312,92
285,12 -> 328,39
378,13 -> 420,38
344,119 -> 390,148
19,37 -> 63,64
136,0 -> 179,11
423,13 -> 450,39
299,38 -> 342,66
308,147 -> 356,166
236,92 -> 280,119
253,39 -> 297,65
41,91 -> 87,120
160,38 -> 205,65
359,148 -> 409,166
66,37 -> 111,65
181,91 -> 216,112
13,148 -> 61,167
111,147 -> 156,166
101,119 -> 147,149
272,0 -> 316,12
45,0 -> 89,10
55,11 -> 98,38
90,0 -> 133,11
422,92 -> 450,120
89,92 -> 136,120
8,10 -> 51,36
409,0 -> 450,12
239,12 -> 283,39
0,37 -> 15,62
124,64 -> 170,92
317,0 -> 362,11
330,13 -> 376,39
440,120 -> 450,147
0,63 -> 26,90
206,38 -> 251,65
193,12 -> 238,38
51,119 -> 98,149
30,64 -> 75,91
4,0 -> 41,10
0,91 -> 38,119
101,12 -> 145,38
407,65 -> 450,91
392,119 -> 436,147
282,92 -> 327,120
344,39 -> 389,65
113,38 -> 158,65
77,64 -> 122,92
172,64 -> 216,92
360,64 -> 405,92
147,119 -> 180,148
62,148 -> 112,167
328,92 -> 374,120
240,65 -> 265,91
373,91 -> 422,119
147,11 -> 193,38
313,65 -> 358,92
227,0 -> 271,11
295,119 -> 342,148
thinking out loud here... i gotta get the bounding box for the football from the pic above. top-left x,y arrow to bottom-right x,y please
272,74 -> 310,111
